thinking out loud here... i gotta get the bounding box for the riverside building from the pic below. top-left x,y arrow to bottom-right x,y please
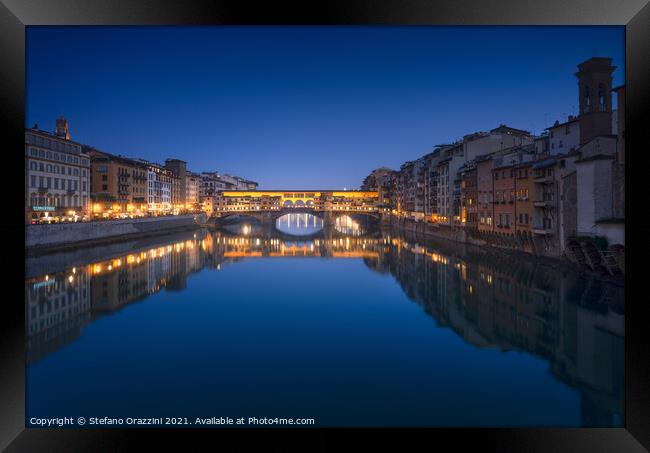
25,116 -> 90,224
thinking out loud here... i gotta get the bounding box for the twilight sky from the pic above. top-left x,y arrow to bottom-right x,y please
26,26 -> 624,189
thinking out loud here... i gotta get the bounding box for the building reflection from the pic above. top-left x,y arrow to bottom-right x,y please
365,232 -> 624,427
25,227 -> 623,426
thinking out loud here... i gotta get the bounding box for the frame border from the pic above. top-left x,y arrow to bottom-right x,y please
1,1 -> 648,451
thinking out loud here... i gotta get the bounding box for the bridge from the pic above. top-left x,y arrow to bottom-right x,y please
206,189 -> 381,222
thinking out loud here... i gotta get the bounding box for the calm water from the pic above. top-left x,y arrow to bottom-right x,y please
25,214 -> 624,427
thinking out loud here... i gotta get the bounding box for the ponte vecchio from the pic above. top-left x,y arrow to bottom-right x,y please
207,190 -> 380,217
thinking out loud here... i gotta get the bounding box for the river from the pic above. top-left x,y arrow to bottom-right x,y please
25,213 -> 624,427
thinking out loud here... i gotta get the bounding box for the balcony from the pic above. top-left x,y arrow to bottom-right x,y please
533,175 -> 553,184
533,226 -> 554,235
533,199 -> 555,208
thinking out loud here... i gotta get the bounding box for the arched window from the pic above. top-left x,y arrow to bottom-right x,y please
598,84 -> 606,111
584,85 -> 591,112
30,161 -> 37,170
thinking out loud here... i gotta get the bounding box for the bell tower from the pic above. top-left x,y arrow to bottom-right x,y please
55,115 -> 70,140
575,57 -> 615,146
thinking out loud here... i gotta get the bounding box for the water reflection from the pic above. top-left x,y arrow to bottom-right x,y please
334,215 -> 365,236
275,213 -> 324,235
25,227 -> 624,427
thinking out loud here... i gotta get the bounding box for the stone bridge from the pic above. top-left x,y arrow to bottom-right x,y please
213,207 -> 381,225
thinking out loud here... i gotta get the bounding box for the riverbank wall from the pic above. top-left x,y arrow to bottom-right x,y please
26,214 -> 207,254
383,215 -> 624,279
26,228 -> 208,279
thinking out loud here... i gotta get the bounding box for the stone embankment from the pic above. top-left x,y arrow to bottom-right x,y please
383,215 -> 624,279
26,213 -> 208,254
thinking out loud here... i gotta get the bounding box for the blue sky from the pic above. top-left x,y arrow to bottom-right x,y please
26,26 -> 624,188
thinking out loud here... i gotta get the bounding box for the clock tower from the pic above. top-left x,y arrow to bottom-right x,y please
575,57 -> 615,146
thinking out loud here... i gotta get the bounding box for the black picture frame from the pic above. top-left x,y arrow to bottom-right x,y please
1,1 -> 648,451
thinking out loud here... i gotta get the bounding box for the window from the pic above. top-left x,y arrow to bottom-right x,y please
102,175 -> 107,181
82,170 -> 87,177
54,178 -> 59,189
102,184 -> 108,191
598,84 -> 606,111
39,163 -> 44,172
46,151 -> 52,159
30,161 -> 37,171
82,181 -> 86,191
30,148 -> 38,156
97,165 -> 108,173
565,125 -> 570,135
73,169 -> 79,176
560,160 -> 566,168
46,164 -> 52,172
584,85 -> 591,111
559,140 -> 563,148
39,176 -> 44,188
68,167 -> 72,175
30,175 -> 36,187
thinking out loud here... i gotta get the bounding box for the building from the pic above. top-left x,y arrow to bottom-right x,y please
476,154 -> 494,233
395,161 -> 415,216
531,152 -> 580,255
513,161 -> 534,236
575,57 -> 616,146
612,85 -> 625,164
145,162 -> 174,214
492,159 -> 516,235
463,125 -> 534,162
199,171 -> 258,196
546,116 -> 580,155
87,148 -> 148,218
459,161 -> 478,229
492,147 -> 536,236
573,58 -> 624,249
361,167 -> 397,212
165,159 -> 187,212
25,116 -> 91,223
534,133 -> 550,156
186,171 -> 201,211
423,150 -> 440,219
